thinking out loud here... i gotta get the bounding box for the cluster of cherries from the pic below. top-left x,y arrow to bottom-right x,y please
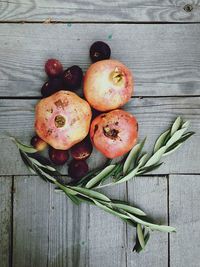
31,41 -> 111,180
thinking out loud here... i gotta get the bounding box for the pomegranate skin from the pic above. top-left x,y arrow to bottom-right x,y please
35,90 -> 92,150
90,109 -> 138,159
84,59 -> 133,111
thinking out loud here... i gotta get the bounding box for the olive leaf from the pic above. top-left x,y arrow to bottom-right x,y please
164,131 -> 195,156
133,231 -> 150,253
70,186 -> 111,202
181,120 -> 190,130
93,200 -> 130,219
171,116 -> 182,136
137,162 -> 163,175
166,128 -> 187,147
115,165 -> 140,184
123,138 -> 146,175
127,212 -> 176,233
11,137 -> 37,153
144,146 -> 166,168
137,224 -> 145,249
85,165 -> 116,189
154,130 -> 170,153
111,202 -> 146,216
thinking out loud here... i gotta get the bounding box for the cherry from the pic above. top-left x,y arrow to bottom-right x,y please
30,135 -> 47,151
48,147 -> 69,165
90,41 -> 111,63
63,65 -> 83,90
68,160 -> 89,180
45,59 -> 63,78
41,78 -> 64,97
71,138 -> 93,160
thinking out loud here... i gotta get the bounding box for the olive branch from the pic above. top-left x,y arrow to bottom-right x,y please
11,116 -> 194,253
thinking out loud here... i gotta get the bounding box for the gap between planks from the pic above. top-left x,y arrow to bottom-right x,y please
0,21 -> 200,24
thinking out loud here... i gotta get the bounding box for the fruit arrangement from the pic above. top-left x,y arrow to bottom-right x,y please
11,41 -> 194,253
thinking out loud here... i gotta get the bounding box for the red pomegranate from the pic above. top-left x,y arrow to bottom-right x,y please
84,59 -> 133,111
90,109 -> 138,158
35,90 -> 92,150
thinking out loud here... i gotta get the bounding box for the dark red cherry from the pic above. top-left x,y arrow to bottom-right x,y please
48,147 -> 69,165
71,138 -> 93,160
63,65 -> 83,90
41,78 -> 64,97
45,59 -> 63,78
30,135 -> 47,151
68,160 -> 89,180
90,41 -> 111,63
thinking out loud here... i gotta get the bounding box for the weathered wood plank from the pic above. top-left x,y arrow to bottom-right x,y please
13,176 -> 126,266
127,176 -> 168,266
169,174 -> 200,267
88,184 -> 126,267
13,176 -> 50,267
0,24 -> 200,97
0,97 -> 199,175
46,183 -> 89,267
0,176 -> 12,267
0,0 -> 199,22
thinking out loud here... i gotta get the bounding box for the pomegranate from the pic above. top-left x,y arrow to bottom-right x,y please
35,90 -> 92,150
90,109 -> 138,159
84,59 -> 133,111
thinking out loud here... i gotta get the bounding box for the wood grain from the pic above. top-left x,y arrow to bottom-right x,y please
127,176 -> 168,266
0,96 -> 199,175
88,184 -> 127,267
0,0 -> 199,22
0,24 -> 200,97
46,183 -> 89,267
12,176 -> 127,267
13,176 -> 50,267
169,174 -> 200,267
0,176 -> 12,267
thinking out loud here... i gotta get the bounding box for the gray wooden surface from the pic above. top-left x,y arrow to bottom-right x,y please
0,0 -> 199,22
0,24 -> 200,97
0,1 -> 200,267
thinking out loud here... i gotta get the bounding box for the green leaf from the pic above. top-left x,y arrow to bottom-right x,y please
93,200 -> 130,219
164,131 -> 195,156
163,144 -> 182,156
137,224 -> 145,249
181,120 -> 190,130
11,137 -> 37,153
171,116 -> 182,136
154,130 -> 170,153
123,138 -> 146,174
115,165 -> 140,184
166,128 -> 187,147
111,203 -> 146,216
137,162 -> 163,175
138,153 -> 149,167
37,167 -> 56,183
20,151 -> 36,174
70,186 -> 111,202
85,165 -> 116,189
127,212 -> 176,233
133,231 -> 150,253
144,146 -> 166,167
28,157 -> 56,172
65,192 -> 81,205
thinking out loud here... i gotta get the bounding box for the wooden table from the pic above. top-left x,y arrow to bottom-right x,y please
0,1 -> 200,267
